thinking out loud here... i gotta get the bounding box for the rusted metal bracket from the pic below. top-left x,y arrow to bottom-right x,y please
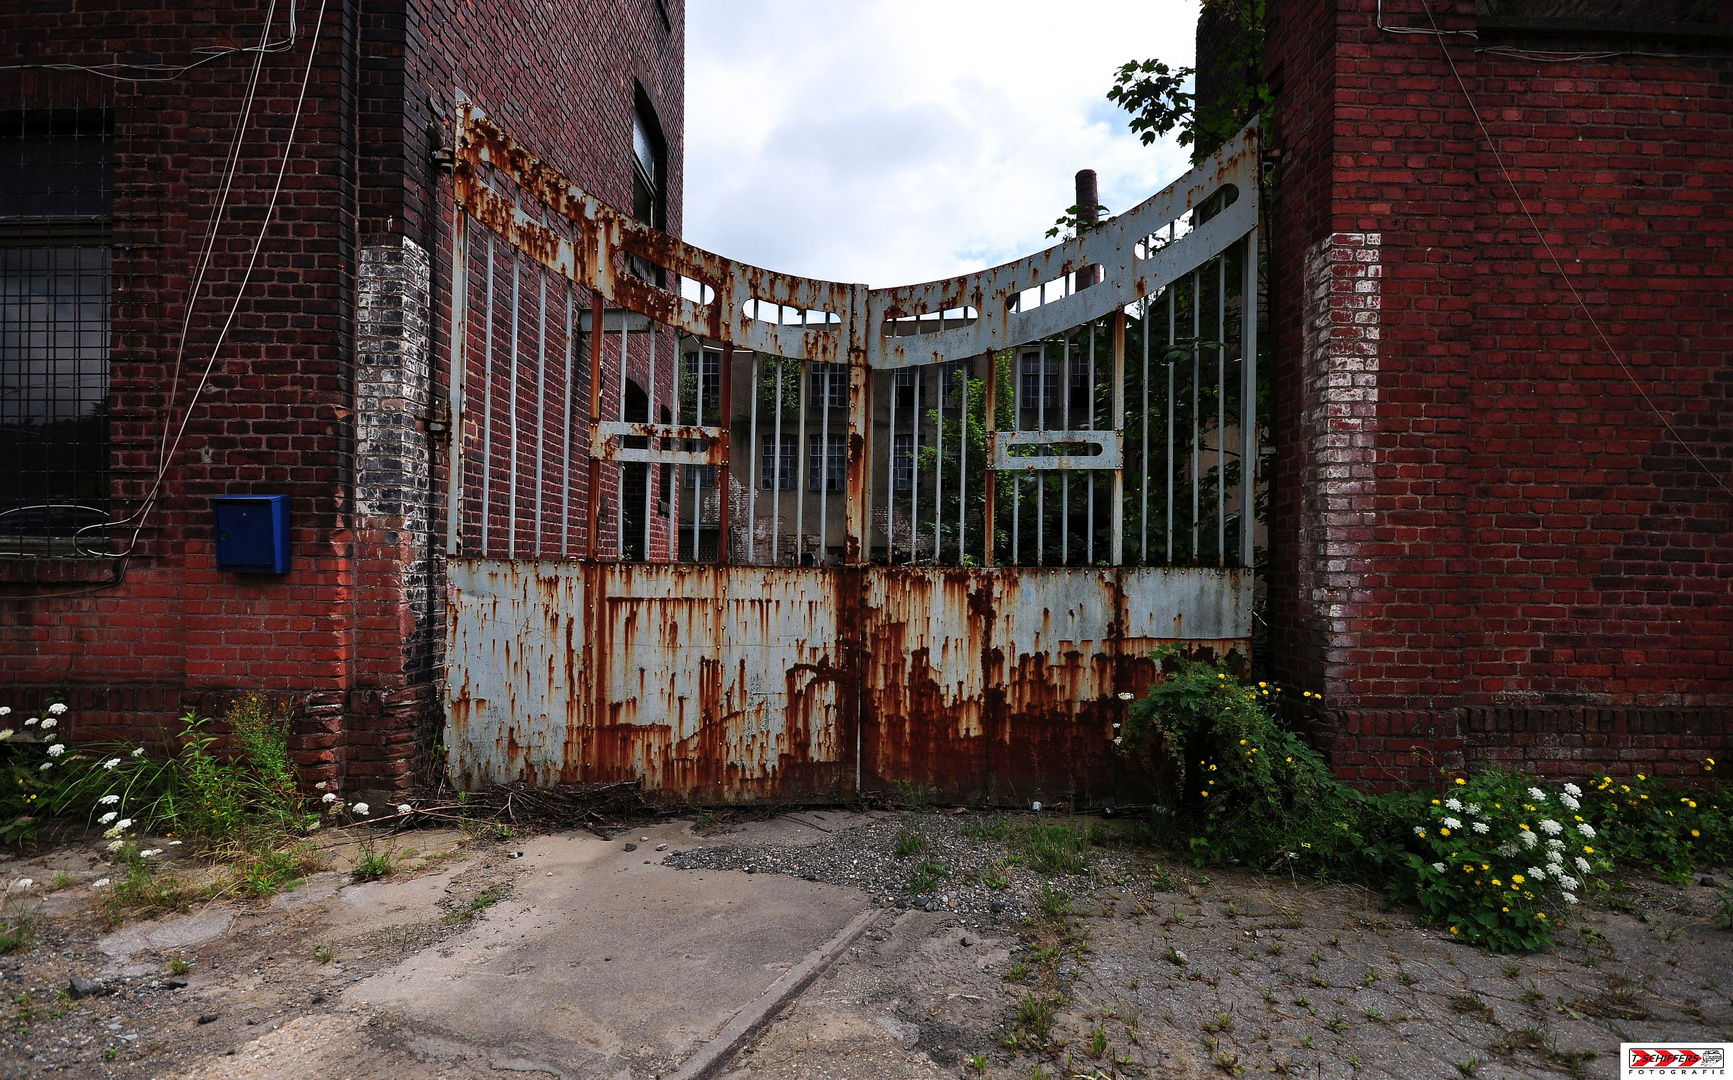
990,430 -> 1124,471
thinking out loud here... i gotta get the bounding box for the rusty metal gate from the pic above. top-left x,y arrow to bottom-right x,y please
442,100 -> 1261,804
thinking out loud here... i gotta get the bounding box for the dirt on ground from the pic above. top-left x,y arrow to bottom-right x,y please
0,809 -> 1727,1080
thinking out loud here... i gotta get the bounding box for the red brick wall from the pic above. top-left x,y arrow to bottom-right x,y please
1264,0 -> 1733,786
0,0 -> 685,792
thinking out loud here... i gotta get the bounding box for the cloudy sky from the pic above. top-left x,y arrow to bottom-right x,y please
683,0 -> 1200,289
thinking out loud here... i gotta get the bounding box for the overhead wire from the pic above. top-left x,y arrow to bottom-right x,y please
1414,2 -> 1731,499
0,4 -> 298,83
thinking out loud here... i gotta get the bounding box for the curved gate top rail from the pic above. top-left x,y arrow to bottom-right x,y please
451,98 -> 1258,370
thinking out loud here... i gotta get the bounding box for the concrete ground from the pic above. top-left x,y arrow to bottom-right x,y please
1,809 -> 1729,1080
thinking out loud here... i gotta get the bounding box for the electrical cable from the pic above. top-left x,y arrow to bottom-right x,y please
1419,3 -> 1731,499
0,4 -> 297,84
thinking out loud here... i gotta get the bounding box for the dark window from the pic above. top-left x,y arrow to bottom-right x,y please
0,109 -> 112,555
893,369 -> 919,410
632,95 -> 664,230
1018,349 -> 1059,425
760,433 -> 797,490
682,465 -> 715,491
808,432 -> 845,492
808,362 -> 847,410
892,433 -> 915,491
941,359 -> 970,413
681,349 -> 720,424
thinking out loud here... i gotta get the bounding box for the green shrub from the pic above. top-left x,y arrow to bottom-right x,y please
1117,648 -> 1385,873
1578,769 -> 1729,884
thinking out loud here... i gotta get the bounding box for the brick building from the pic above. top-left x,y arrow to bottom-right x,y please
0,0 -> 684,793
1262,0 -> 1732,784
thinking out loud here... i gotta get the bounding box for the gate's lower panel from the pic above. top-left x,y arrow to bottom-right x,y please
445,560 -> 1249,803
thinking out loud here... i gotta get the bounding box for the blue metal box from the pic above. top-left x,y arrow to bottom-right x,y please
210,495 -> 291,573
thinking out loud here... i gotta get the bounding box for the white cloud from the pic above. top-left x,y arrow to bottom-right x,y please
685,0 -> 1200,287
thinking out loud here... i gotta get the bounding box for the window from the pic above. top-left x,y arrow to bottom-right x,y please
681,349 -> 720,424
892,433 -> 915,491
1018,349 -> 1059,424
941,360 -> 970,413
682,465 -> 716,491
808,433 -> 845,492
808,363 -> 847,410
760,433 -> 797,490
893,369 -> 920,410
631,95 -> 664,230
0,109 -> 112,554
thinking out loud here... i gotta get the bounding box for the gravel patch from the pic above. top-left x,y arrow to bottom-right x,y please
665,810 -> 1136,921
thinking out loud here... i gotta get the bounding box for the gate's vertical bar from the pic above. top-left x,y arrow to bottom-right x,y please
981,352 -> 994,567
617,315 -> 629,560
587,293 -> 604,560
1240,230 -> 1258,568
933,358 -> 944,565
748,352 -> 760,564
1165,285 -> 1174,563
818,361 -> 829,564
644,318 -> 656,561
719,342 -> 734,563
884,367 -> 896,563
1191,267 -> 1200,563
1060,332 -> 1069,567
772,351 -> 783,565
1087,322 -> 1096,565
691,343 -> 704,563
1139,296 -> 1149,564
1217,254 -> 1226,568
562,286 -> 573,558
480,236 -> 496,556
796,356 -> 810,564
1111,310 -> 1125,565
1036,340 -> 1046,565
507,248 -> 521,558
908,367 -> 919,564
444,208 -> 469,556
1011,348 -> 1020,565
843,283 -> 871,566
534,257 -> 547,558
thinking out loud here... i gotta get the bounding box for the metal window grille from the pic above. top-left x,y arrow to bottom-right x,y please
807,432 -> 844,492
759,433 -> 796,490
893,369 -> 918,410
0,108 -> 112,556
1018,350 -> 1058,424
682,464 -> 716,491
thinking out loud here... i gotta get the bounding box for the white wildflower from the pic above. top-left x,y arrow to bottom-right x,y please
47,703 -> 67,716
397,804 -> 413,815
131,747 -> 145,757
1539,819 -> 1563,835
1546,837 -> 1565,850
90,878 -> 110,888
1576,823 -> 1596,838
1117,691 -> 1135,701
99,812 -> 118,825
39,717 -> 57,730
1574,856 -> 1591,873
1561,892 -> 1578,905
1414,826 -> 1427,838
106,840 -> 124,852
1559,794 -> 1580,811
322,792 -> 337,804
138,849 -> 162,858
1546,850 -> 1565,866
14,878 -> 32,890
1465,803 -> 1481,815
102,757 -> 121,770
314,781 -> 329,791
1527,787 -> 1547,802
1431,862 -> 1447,873
167,840 -> 182,846
116,818 -> 132,830
0,706 -> 9,716
1442,817 -> 1462,830
24,716 -> 37,726
1526,866 -> 1546,880
1497,842 -> 1519,857
1563,782 -> 1582,797
0,730 -> 11,741
98,794 -> 119,805
46,743 -> 65,757
38,761 -> 52,771
1557,875 -> 1579,891
352,803 -> 370,817
1519,831 -> 1538,847
1444,798 -> 1463,812
1471,821 -> 1489,834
